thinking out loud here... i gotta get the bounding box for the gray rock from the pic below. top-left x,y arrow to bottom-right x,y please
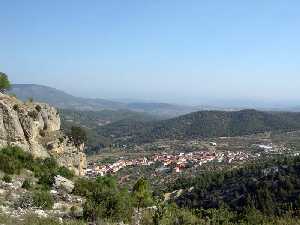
54,175 -> 74,193
0,93 -> 86,176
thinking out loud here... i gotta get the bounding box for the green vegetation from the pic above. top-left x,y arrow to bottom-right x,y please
132,177 -> 153,211
170,156 -> 300,218
0,213 -> 85,225
57,166 -> 75,179
69,126 -> 87,147
22,179 -> 32,190
32,190 -> 54,209
3,146 -> 300,224
60,109 -> 159,154
96,110 -> 300,144
2,174 -> 12,183
74,176 -> 134,223
0,146 -> 74,189
0,72 -> 11,93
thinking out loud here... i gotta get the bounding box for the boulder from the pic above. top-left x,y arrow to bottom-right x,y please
54,175 -> 74,193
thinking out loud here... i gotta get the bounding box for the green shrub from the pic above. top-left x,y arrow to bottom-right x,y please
13,104 -> 19,111
2,174 -> 12,183
0,155 -> 22,174
81,176 -> 133,223
37,172 -> 55,190
0,72 -> 11,93
0,146 -> 33,174
73,178 -> 94,196
43,157 -> 58,171
58,166 -> 74,179
32,191 -> 54,209
0,146 -> 68,190
69,126 -> 87,147
22,179 -> 32,190
35,105 -> 42,112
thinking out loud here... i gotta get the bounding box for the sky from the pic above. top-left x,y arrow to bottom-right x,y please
1,0 -> 300,106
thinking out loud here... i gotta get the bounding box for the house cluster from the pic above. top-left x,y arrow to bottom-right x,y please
86,149 -> 256,177
86,157 -> 152,177
254,143 -> 291,154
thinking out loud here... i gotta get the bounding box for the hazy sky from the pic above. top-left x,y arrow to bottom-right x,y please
1,0 -> 300,105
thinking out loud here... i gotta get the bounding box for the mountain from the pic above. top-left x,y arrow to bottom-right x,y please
10,84 -> 126,111
96,109 -> 300,144
10,84 -> 197,117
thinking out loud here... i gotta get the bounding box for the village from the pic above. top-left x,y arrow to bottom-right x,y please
85,141 -> 294,177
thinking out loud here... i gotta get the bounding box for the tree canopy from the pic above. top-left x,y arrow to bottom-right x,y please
69,126 -> 87,147
132,177 -> 153,211
0,72 -> 11,93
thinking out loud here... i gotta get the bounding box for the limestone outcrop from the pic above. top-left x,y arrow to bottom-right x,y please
0,93 -> 86,176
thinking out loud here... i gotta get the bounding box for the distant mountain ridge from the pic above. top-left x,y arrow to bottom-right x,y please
96,109 -> 300,144
10,84 -> 125,111
10,84 -> 197,117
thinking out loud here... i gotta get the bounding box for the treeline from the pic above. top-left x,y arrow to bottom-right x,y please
96,109 -> 300,145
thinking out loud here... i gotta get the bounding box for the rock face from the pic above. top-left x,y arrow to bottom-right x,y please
0,93 -> 86,176
54,175 -> 75,193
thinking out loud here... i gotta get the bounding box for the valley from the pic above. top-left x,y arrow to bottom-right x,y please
3,1 -> 300,223
86,131 -> 300,189
2,79 -> 300,224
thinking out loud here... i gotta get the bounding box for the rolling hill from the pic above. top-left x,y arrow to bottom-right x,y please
96,109 -> 300,144
59,109 -> 160,153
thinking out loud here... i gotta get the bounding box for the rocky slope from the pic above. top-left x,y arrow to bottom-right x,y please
0,93 -> 86,176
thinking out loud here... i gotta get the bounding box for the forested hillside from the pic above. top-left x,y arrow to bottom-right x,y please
170,155 -> 300,220
59,109 -> 159,154
96,109 -> 300,144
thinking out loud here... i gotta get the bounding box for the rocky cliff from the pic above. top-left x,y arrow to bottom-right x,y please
0,93 -> 86,176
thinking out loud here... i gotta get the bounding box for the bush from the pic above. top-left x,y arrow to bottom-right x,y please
2,174 -> 12,183
73,178 -> 95,196
58,166 -> 74,179
0,146 -> 33,174
0,72 -> 11,93
82,176 -> 133,223
37,173 -> 55,190
13,104 -> 19,111
0,155 -> 22,174
22,179 -> 32,190
35,105 -> 42,112
32,191 -> 54,209
69,126 -> 87,147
